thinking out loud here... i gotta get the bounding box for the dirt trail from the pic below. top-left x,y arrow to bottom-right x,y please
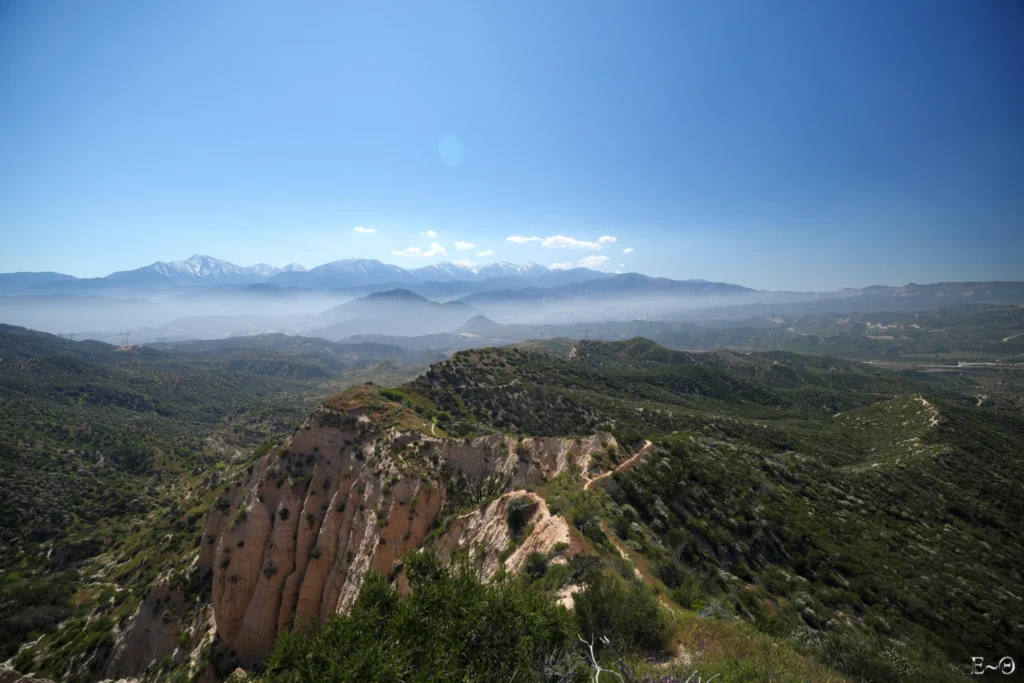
584,440 -> 653,491
916,396 -> 941,427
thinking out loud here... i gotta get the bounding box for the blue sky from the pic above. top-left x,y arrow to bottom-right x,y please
0,0 -> 1021,289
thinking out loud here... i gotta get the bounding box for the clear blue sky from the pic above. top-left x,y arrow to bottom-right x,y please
0,0 -> 1021,289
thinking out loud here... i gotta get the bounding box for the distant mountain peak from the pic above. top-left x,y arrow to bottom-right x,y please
475,261 -> 549,279
456,314 -> 504,334
363,288 -> 429,302
104,255 -> 311,285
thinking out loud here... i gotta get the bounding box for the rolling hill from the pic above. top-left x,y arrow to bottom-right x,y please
310,289 -> 478,337
4,333 -> 1023,682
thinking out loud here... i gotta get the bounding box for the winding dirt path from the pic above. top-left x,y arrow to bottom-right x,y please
584,439 -> 653,491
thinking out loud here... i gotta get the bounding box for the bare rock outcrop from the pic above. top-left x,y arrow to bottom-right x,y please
191,404 -> 612,666
437,490 -> 572,579
102,573 -> 217,682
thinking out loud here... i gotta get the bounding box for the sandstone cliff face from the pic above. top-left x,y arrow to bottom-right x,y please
193,405 -> 612,666
103,578 -> 188,680
437,490 -> 572,579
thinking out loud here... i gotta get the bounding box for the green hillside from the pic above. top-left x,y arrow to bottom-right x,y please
4,328 -> 1021,682
388,339 -> 1024,680
0,325 -> 429,660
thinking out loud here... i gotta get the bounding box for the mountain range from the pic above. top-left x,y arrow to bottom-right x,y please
3,254 -> 1024,344
0,255 -> 588,293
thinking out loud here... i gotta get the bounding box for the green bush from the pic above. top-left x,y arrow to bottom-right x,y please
264,550 -> 578,682
574,571 -> 672,656
670,572 -> 707,611
568,554 -> 602,584
505,496 -> 537,540
524,552 -> 548,580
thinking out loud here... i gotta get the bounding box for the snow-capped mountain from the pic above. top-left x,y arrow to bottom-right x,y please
104,255 -> 308,285
411,261 -> 549,282
249,262 -> 308,277
270,259 -> 420,288
476,261 -> 547,279
5,256 -> 594,292
411,261 -> 482,281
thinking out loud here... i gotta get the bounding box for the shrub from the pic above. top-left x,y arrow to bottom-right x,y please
524,552 -> 549,580
506,496 -> 538,540
567,491 -> 605,545
549,541 -> 570,557
569,554 -> 602,584
278,508 -> 290,521
670,572 -> 707,611
264,550 -> 576,681
574,571 -> 672,656
656,559 -> 684,588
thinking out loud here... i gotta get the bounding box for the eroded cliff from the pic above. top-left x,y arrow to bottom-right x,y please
152,401 -> 612,669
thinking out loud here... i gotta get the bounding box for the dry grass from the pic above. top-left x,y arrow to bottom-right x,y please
644,613 -> 850,683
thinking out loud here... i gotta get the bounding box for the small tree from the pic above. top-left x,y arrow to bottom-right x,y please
524,551 -> 548,580
506,496 -> 538,540
575,571 -> 673,656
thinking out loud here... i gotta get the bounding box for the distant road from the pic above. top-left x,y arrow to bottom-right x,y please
863,360 -> 1024,371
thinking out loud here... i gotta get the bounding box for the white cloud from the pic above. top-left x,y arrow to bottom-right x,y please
550,262 -> 574,270
420,230 -> 438,238
541,234 -> 617,250
454,241 -> 476,251
352,226 -> 376,234
622,247 -> 634,254
476,249 -> 494,257
391,242 -> 447,258
452,259 -> 478,269
620,263 -> 626,267
542,235 -> 596,250
578,255 -> 610,268
506,235 -> 542,243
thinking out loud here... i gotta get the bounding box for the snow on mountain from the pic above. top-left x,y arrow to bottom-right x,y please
410,261 -> 482,281
104,255 -> 308,285
270,259 -> 419,288
411,261 -> 550,282
18,255 -> 567,290
475,261 -> 547,279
